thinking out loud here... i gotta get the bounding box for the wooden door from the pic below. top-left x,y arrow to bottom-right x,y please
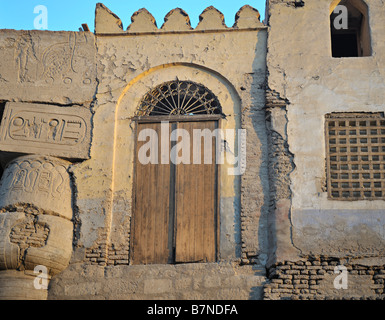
131,119 -> 218,265
131,122 -> 172,264
174,121 -> 218,263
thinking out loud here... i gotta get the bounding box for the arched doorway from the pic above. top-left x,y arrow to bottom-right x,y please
131,80 -> 224,264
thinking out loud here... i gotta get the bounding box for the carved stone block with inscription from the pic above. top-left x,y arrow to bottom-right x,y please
0,155 -> 73,220
0,155 -> 73,299
0,102 -> 92,160
0,30 -> 96,104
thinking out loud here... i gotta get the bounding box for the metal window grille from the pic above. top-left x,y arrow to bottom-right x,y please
325,113 -> 385,200
136,80 -> 222,116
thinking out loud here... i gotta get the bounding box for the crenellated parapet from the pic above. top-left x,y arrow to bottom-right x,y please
95,3 -> 264,35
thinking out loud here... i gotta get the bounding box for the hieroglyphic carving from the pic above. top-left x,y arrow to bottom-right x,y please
12,32 -> 87,85
0,102 -> 91,159
0,30 -> 97,104
14,33 -> 38,83
0,156 -> 73,221
40,32 -> 77,83
2,157 -> 68,199
0,155 -> 73,285
9,112 -> 86,145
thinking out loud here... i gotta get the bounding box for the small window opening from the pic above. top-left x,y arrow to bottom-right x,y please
294,1 -> 305,8
330,0 -> 371,58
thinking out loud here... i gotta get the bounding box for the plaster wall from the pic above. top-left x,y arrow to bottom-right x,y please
58,5 -> 270,300
0,5 -> 271,299
68,6 -> 269,269
266,0 -> 385,263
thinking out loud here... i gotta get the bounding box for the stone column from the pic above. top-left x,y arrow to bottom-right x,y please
0,155 -> 73,300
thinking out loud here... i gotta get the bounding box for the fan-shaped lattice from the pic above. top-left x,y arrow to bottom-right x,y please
136,80 -> 222,116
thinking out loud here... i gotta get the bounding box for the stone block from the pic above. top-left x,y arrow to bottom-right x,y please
0,102 -> 92,160
0,270 -> 47,300
144,279 -> 172,294
0,155 -> 73,219
0,30 -> 96,104
174,277 -> 192,290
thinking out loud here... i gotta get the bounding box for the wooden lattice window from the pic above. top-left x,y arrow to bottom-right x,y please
325,113 -> 385,200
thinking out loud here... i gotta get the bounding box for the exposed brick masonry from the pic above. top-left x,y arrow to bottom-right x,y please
264,257 -> 385,300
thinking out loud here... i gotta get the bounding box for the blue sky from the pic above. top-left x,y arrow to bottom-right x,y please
0,0 -> 266,32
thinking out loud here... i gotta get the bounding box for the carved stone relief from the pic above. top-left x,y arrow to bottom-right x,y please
0,30 -> 97,104
0,155 -> 74,299
0,102 -> 92,160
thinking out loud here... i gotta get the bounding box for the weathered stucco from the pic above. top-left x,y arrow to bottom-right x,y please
266,0 -> 385,263
0,3 -> 270,300
0,0 -> 384,300
67,4 -> 268,272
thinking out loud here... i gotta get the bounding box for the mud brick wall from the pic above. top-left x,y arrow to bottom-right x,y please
264,257 -> 385,300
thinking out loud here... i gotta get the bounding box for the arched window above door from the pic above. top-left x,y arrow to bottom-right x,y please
136,80 -> 223,116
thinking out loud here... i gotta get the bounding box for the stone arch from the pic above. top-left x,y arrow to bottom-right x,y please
110,63 -> 243,261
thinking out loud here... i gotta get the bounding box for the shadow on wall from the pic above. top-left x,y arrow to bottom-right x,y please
247,30 -> 270,265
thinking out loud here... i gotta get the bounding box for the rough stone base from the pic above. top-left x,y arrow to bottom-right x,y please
0,270 -> 48,300
48,262 -> 267,300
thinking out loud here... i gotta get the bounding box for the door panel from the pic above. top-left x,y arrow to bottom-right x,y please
132,120 -> 218,264
132,122 -> 171,264
175,121 -> 217,263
